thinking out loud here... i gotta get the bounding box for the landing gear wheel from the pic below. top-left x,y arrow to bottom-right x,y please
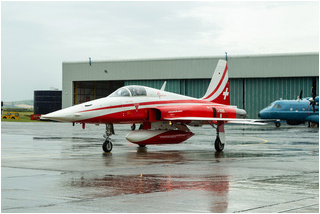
215,137 -> 224,152
102,140 -> 113,152
138,144 -> 146,148
275,122 -> 281,127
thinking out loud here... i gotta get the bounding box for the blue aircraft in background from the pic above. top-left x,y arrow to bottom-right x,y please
259,79 -> 319,127
259,96 -> 319,127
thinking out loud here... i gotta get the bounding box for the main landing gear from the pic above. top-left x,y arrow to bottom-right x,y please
102,124 -> 114,152
215,136 -> 224,152
102,122 -> 226,152
210,121 -> 226,152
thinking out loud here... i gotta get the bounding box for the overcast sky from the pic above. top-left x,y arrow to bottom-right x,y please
1,1 -> 319,102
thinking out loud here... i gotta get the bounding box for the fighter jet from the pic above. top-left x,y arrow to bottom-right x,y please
42,60 -> 264,152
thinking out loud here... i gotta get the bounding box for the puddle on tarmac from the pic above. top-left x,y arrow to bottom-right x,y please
33,136 -> 101,143
69,174 -> 230,197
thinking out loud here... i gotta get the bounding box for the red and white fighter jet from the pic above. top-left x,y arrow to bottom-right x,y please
42,60 -> 262,152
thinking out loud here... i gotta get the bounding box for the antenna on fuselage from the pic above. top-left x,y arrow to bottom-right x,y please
160,81 -> 167,91
297,90 -> 303,101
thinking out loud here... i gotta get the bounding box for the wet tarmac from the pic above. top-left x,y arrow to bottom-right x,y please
1,122 -> 319,213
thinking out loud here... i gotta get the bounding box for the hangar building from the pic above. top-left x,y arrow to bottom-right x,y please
62,52 -> 319,119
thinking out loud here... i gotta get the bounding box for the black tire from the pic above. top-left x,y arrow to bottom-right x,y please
138,144 -> 146,148
214,137 -> 224,152
102,140 -> 113,152
131,124 -> 136,130
275,122 -> 281,127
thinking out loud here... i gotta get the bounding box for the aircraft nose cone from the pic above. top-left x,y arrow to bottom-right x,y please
258,110 -> 268,119
41,109 -> 74,122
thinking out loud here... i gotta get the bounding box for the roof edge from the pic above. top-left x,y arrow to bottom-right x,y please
62,52 -> 319,64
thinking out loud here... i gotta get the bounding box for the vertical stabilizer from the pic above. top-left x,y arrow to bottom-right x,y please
201,60 -> 230,105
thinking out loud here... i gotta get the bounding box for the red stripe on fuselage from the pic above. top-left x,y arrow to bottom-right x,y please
78,110 -> 149,124
76,103 -> 237,124
78,99 -> 223,114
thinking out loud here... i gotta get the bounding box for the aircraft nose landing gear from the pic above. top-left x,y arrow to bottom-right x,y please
102,139 -> 113,152
102,124 -> 114,152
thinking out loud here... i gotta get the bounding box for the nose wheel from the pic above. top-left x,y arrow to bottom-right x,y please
102,124 -> 114,152
102,139 -> 113,152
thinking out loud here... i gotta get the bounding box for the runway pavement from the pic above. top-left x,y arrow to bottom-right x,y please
1,121 -> 319,212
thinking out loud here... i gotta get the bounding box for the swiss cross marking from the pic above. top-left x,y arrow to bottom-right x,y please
223,88 -> 229,100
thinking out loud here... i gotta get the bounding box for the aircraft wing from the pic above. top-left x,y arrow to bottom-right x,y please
153,105 -> 270,125
163,117 -> 268,125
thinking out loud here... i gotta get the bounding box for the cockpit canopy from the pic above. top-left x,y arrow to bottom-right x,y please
108,86 -> 147,97
272,103 -> 282,109
267,101 -> 282,109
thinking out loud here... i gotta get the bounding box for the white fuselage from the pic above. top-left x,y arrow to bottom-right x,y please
42,86 -> 214,123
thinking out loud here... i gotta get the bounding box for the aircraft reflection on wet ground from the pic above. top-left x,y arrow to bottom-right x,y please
69,174 -> 229,212
2,122 -> 319,212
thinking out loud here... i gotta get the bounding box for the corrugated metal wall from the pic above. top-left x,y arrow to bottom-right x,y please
126,77 -> 319,119
229,79 -> 244,109
125,79 -> 211,97
245,77 -> 319,118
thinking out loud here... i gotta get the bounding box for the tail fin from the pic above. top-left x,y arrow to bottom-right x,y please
201,59 -> 230,105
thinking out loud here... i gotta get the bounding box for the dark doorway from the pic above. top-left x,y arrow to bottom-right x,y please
73,81 -> 124,105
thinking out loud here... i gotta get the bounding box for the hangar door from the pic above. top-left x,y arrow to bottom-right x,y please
73,81 -> 124,105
